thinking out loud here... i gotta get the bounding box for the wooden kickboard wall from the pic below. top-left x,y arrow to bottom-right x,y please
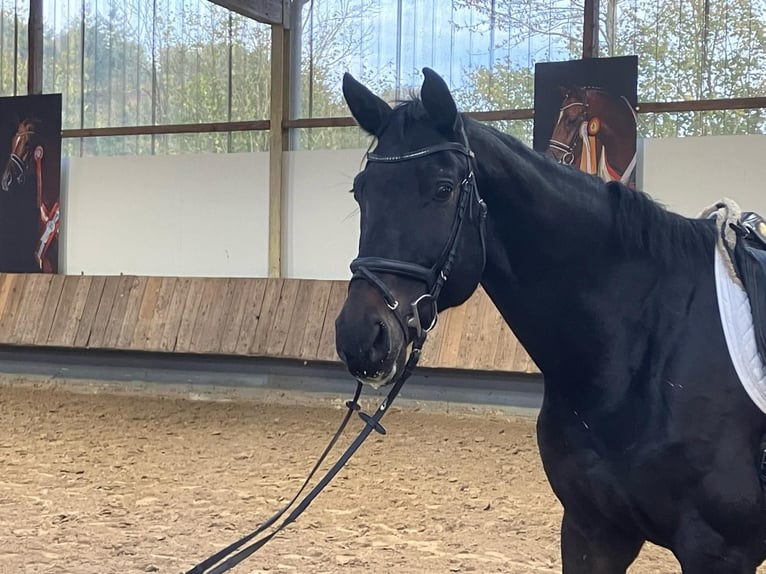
0,274 -> 539,375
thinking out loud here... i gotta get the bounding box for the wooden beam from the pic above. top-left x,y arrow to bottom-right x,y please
638,97 -> 766,113
62,119 -> 269,139
582,0 -> 599,58
268,24 -> 290,278
208,0 -> 283,25
27,0 -> 43,94
57,98 -> 766,142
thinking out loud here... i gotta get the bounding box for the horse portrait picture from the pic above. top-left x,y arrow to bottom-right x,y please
533,56 -> 638,188
0,93 -> 62,273
336,66 -> 766,572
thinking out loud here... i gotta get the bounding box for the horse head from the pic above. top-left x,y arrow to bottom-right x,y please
545,86 -> 589,165
335,68 -> 488,388
1,118 -> 38,192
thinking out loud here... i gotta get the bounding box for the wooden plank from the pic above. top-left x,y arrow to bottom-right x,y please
315,281 -> 348,362
248,279 -> 284,355
221,279 -> 265,355
455,292 -> 486,369
465,289 -> 506,370
34,274 -> 65,345
13,274 -> 54,345
47,275 -> 93,346
187,279 -> 220,353
298,281 -> 333,360
0,275 -> 14,324
435,300 -> 468,369
88,276 -> 123,348
515,344 -> 540,374
159,277 -> 190,352
73,275 -> 107,347
189,278 -> 235,354
265,279 -> 300,356
143,277 -> 178,351
492,320 -> 521,372
115,276 -> 148,349
210,278 -> 240,352
282,280 -> 317,358
129,276 -> 163,350
174,279 -> 206,353
101,275 -> 137,348
0,275 -> 26,344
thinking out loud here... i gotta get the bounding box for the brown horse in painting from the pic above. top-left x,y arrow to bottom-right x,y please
545,86 -> 637,187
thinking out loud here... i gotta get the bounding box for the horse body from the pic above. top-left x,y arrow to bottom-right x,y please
474,118 -> 766,569
335,68 -> 766,572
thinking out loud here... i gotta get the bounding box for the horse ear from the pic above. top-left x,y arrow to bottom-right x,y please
420,67 -> 458,133
342,72 -> 392,137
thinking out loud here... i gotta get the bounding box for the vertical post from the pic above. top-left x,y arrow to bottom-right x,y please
582,0 -> 599,59
27,0 -> 43,94
268,23 -> 291,278
605,0 -> 616,57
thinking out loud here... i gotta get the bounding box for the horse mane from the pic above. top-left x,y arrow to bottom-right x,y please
605,180 -> 715,265
463,116 -> 715,266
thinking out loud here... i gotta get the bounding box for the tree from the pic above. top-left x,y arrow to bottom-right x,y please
456,0 -> 766,137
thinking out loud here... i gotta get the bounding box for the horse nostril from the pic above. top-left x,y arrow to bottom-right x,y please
368,321 -> 389,365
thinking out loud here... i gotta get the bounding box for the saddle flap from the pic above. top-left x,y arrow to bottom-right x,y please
733,226 -> 766,364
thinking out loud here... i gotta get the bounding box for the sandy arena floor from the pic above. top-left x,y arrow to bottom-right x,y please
0,377 -> 757,573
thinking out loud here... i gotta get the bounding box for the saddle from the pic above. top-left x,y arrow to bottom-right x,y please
731,211 -> 766,365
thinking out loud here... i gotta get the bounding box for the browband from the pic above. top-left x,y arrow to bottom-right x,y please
367,142 -> 474,163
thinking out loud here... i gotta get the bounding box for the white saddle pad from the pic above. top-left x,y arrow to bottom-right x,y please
714,247 -> 766,413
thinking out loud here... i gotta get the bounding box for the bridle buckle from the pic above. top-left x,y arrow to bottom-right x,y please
407,293 -> 439,339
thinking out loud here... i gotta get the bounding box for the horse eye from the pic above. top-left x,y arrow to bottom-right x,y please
434,183 -> 453,200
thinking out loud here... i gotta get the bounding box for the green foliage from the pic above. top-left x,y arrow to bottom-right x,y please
1,0 -> 764,154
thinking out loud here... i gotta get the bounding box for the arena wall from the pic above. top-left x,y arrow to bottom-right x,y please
60,134 -> 766,279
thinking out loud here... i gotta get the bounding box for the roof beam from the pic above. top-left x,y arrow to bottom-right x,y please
208,0 -> 283,25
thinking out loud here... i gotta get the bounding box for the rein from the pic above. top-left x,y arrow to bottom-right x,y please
185,119 -> 487,574
186,345 -> 423,574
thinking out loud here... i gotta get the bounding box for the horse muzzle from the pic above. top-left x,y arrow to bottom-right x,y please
335,285 -> 410,388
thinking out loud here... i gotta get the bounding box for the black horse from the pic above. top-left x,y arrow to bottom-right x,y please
334,68 -> 766,572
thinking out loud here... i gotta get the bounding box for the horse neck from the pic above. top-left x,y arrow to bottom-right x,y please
589,92 -> 635,167
463,119 -> 710,385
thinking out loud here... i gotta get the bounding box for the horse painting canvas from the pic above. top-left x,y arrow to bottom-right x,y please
334,68 -> 766,572
0,94 -> 62,273
545,86 -> 638,186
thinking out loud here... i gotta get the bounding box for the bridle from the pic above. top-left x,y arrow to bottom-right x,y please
547,100 -> 587,166
185,119 -> 488,574
3,128 -> 35,189
350,116 -> 488,346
